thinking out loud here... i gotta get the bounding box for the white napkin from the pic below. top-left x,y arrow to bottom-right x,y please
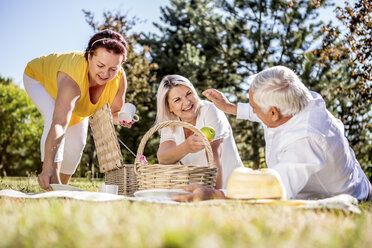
0,189 -> 124,202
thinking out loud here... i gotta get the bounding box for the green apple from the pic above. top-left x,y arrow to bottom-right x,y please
200,126 -> 215,141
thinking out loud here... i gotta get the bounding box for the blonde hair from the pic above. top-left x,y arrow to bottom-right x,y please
249,66 -> 312,116
156,75 -> 201,132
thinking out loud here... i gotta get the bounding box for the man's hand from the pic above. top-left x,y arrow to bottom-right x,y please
172,183 -> 226,202
202,89 -> 237,115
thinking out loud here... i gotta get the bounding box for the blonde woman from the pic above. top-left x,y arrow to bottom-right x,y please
156,75 -> 243,189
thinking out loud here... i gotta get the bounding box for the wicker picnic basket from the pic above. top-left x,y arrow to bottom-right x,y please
89,103 -> 137,196
134,120 -> 218,190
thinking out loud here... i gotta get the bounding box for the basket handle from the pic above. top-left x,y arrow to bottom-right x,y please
135,120 -> 215,168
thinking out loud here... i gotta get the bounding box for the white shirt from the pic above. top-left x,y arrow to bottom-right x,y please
160,100 -> 244,188
237,91 -> 370,200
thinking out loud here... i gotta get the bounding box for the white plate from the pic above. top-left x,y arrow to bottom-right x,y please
50,184 -> 84,191
134,189 -> 190,199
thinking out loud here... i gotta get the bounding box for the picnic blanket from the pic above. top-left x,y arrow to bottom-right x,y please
0,189 -> 125,202
0,189 -> 361,214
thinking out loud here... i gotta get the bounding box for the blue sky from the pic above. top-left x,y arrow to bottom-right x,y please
0,0 -> 340,87
0,0 -> 168,86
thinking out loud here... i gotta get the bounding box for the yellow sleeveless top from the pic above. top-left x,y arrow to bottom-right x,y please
24,51 -> 123,126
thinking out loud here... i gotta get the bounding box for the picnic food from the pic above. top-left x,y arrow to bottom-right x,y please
201,126 -> 215,141
226,167 -> 285,200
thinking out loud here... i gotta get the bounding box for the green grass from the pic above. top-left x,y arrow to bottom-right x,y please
1,177 -> 372,248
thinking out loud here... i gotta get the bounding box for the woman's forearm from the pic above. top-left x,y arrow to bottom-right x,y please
213,160 -> 223,189
43,123 -> 66,168
157,142 -> 191,164
210,139 -> 224,189
111,111 -> 120,125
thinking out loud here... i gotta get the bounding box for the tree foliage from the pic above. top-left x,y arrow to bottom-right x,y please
141,0 -> 245,91
0,78 -> 43,176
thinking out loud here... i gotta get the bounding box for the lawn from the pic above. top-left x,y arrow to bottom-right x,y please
1,177 -> 371,248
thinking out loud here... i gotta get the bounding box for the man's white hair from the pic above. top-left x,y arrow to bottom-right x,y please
249,66 -> 312,116
156,75 -> 201,128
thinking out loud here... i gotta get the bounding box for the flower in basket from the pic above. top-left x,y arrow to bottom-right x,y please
136,154 -> 148,165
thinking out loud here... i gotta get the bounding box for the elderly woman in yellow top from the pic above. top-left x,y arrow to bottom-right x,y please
23,29 -> 130,190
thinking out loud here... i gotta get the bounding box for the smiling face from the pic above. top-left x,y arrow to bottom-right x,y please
87,47 -> 124,86
167,85 -> 199,123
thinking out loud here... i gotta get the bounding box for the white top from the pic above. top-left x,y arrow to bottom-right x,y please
160,100 -> 244,188
237,91 -> 370,200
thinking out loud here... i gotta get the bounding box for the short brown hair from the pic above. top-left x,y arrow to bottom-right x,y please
85,29 -> 128,62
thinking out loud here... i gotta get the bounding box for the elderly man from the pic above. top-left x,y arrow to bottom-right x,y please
173,66 -> 371,202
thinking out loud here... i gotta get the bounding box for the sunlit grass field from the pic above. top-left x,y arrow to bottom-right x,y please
1,177 -> 371,248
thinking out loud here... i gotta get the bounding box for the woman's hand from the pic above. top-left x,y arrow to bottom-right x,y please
112,110 -> 133,128
116,119 -> 133,128
202,89 -> 237,115
185,134 -> 205,153
38,165 -> 61,191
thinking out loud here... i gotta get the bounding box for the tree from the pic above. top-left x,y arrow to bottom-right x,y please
141,0 -> 332,168
142,0 -> 245,91
0,78 -> 43,176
